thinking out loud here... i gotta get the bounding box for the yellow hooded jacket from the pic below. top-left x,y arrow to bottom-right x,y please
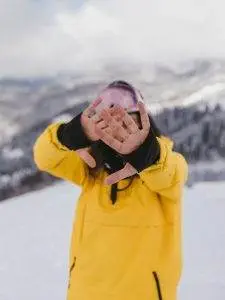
33,123 -> 188,300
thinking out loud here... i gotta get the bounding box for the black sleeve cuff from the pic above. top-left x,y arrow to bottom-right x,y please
123,128 -> 160,172
57,113 -> 92,150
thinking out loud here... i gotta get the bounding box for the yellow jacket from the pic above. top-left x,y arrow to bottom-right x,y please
33,123 -> 188,300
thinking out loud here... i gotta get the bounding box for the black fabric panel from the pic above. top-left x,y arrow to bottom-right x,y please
57,113 -> 92,150
123,127 -> 160,172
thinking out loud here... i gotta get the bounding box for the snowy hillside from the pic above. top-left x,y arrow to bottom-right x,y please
1,59 -> 225,202
0,181 -> 224,300
1,59 -> 225,142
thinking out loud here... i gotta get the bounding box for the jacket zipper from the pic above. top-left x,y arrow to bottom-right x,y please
68,256 -> 76,288
153,271 -> 163,300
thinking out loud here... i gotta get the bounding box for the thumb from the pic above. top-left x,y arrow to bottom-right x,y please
105,163 -> 137,185
76,149 -> 96,168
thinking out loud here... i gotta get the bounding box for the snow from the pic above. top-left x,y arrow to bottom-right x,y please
0,181 -> 225,300
52,113 -> 73,123
181,83 -> 225,108
0,169 -> 33,189
2,147 -> 24,159
179,182 -> 225,299
144,81 -> 225,115
189,160 -> 225,172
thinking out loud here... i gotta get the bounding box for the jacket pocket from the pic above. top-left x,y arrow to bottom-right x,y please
68,256 -> 76,289
153,271 -> 163,300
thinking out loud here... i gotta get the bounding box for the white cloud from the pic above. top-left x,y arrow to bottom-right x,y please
1,0 -> 225,77
57,5 -> 119,39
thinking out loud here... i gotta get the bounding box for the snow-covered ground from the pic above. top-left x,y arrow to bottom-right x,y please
0,181 -> 224,300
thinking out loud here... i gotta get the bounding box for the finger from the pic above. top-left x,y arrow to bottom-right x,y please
105,163 -> 137,185
101,107 -> 124,122
83,97 -> 103,118
100,109 -> 129,140
95,126 -> 123,152
104,127 -> 113,136
112,107 -> 126,124
91,114 -> 102,123
101,110 -> 125,133
110,105 -> 125,115
115,106 -> 126,117
100,126 -> 125,142
108,105 -> 117,115
138,101 -> 150,132
96,125 -> 124,142
109,105 -> 124,115
122,112 -> 139,134
108,120 -> 129,141
113,115 -> 122,123
100,109 -> 113,123
76,149 -> 96,168
103,106 -> 124,123
111,107 -> 125,122
95,120 -> 108,129
92,97 -> 103,108
100,130 -> 122,152
114,126 -> 129,142
92,104 -> 118,123
83,106 -> 95,119
96,124 -> 114,136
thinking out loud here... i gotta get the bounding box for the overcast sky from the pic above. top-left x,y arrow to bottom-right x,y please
0,0 -> 225,78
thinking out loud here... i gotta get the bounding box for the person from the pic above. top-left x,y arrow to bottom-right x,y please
33,80 -> 188,300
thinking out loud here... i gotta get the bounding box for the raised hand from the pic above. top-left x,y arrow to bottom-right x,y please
95,102 -> 150,155
95,102 -> 151,185
76,99 -> 121,168
75,98 -> 104,168
80,98 -> 103,142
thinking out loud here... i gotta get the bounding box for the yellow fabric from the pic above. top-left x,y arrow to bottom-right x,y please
34,124 -> 188,300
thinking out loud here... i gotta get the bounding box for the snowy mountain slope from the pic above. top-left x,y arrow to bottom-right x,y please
0,181 -> 225,300
0,78 -> 102,143
1,59 -> 225,142
0,59 -> 225,204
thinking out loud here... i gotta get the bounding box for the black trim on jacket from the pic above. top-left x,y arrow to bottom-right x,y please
123,127 -> 160,173
57,113 -> 92,150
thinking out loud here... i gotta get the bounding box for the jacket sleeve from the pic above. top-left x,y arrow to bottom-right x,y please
138,137 -> 188,202
33,123 -> 89,186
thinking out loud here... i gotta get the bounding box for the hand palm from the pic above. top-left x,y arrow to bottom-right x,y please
95,102 -> 150,184
76,100 -> 150,186
116,130 -> 147,154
